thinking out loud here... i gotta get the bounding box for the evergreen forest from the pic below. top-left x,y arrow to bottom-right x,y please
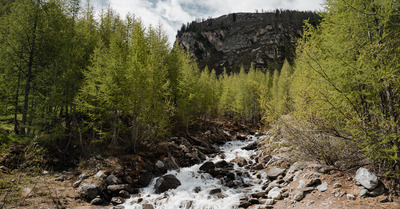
0,0 -> 399,181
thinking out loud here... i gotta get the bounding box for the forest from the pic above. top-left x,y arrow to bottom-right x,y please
0,0 -> 399,181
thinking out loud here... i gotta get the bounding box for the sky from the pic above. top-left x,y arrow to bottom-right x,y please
91,0 -> 325,45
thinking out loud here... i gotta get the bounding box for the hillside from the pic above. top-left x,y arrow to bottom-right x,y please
175,10 -> 321,74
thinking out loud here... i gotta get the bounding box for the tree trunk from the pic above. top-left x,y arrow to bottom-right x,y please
21,1 -> 39,135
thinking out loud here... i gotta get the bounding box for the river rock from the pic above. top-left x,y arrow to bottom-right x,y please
251,191 -> 266,198
199,162 -> 215,173
142,204 -> 154,209
90,196 -> 104,205
231,156 -> 248,167
79,184 -> 99,200
266,167 -> 285,179
163,156 -> 180,171
317,182 -> 328,192
106,174 -> 121,185
154,160 -> 167,175
138,170 -> 154,187
107,184 -> 130,194
154,174 -> 181,194
111,197 -> 125,205
287,162 -> 306,175
119,190 -> 130,198
355,167 -> 379,190
267,187 -> 282,200
242,142 -> 257,150
209,188 -> 222,195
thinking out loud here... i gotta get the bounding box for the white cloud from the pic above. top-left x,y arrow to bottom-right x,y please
93,0 -> 325,45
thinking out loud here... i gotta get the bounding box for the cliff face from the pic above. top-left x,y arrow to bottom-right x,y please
175,11 -> 320,74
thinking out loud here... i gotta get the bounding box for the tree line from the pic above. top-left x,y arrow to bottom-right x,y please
0,0 -> 399,177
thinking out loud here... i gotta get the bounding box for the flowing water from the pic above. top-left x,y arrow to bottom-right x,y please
123,135 -> 266,209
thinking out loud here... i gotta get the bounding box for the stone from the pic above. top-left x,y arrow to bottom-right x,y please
297,180 -> 305,189
266,167 -> 285,179
193,186 -> 201,193
282,191 -> 289,198
107,184 -> 130,194
73,179 -> 82,188
142,203 -> 154,209
199,162 -> 215,173
106,174 -> 121,185
154,160 -> 167,175
287,162 -> 306,175
22,187 -> 33,197
264,199 -> 276,205
267,187 -> 282,200
358,187 -> 369,198
379,196 -> 389,203
368,182 -> 386,197
163,157 -> 180,171
347,194 -> 356,200
79,184 -> 99,200
242,142 -> 257,150
317,182 -> 328,192
306,201 -> 314,206
111,197 -> 125,205
265,181 -> 280,193
251,191 -> 266,198
90,196 -> 104,205
138,170 -> 154,187
354,167 -> 379,190
306,178 -> 322,187
79,173 -> 88,180
254,163 -> 265,170
154,174 -> 181,194
119,190 -> 130,198
231,156 -> 248,167
95,171 -> 107,179
302,187 -> 315,192
333,182 -> 342,189
209,188 -> 222,195
294,191 -> 305,201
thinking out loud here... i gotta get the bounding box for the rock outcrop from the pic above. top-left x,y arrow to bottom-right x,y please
175,11 -> 320,74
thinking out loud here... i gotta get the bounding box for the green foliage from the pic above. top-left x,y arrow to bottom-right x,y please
291,0 -> 400,174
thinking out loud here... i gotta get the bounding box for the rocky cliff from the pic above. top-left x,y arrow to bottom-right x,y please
175,10 -> 320,74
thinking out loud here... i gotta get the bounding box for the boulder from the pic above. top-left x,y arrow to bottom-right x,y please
354,167 -> 379,190
79,184 -> 99,200
154,174 -> 181,194
119,190 -> 130,198
251,191 -> 266,198
154,160 -> 167,175
199,162 -> 215,173
266,167 -> 285,179
264,199 -> 276,205
267,187 -> 282,200
90,196 -> 104,205
106,174 -> 121,185
138,170 -> 154,187
163,157 -> 180,171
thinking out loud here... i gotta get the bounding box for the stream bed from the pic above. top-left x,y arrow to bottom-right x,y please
122,135 -> 267,209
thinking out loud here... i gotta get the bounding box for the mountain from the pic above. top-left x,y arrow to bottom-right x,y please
175,10 -> 321,74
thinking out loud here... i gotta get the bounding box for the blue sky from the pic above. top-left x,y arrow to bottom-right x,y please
91,0 -> 325,45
